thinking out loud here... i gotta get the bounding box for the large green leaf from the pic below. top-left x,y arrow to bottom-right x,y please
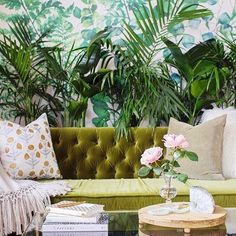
162,37 -> 193,81
193,60 -> 215,77
92,117 -> 109,127
67,100 -> 87,120
191,79 -> 208,98
185,39 -> 218,66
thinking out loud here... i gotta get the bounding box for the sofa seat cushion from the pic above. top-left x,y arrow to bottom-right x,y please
51,178 -> 236,210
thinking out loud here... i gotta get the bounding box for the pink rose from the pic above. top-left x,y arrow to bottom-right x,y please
163,134 -> 189,149
140,147 -> 163,166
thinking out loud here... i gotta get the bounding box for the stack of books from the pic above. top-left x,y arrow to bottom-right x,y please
42,201 -> 108,235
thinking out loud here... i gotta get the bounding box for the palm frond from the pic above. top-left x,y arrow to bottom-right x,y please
0,17 -> 58,124
123,0 -> 212,66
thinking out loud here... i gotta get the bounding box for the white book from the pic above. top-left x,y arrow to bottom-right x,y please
44,213 -> 100,224
42,231 -> 108,236
47,201 -> 104,217
42,223 -> 108,232
42,212 -> 109,232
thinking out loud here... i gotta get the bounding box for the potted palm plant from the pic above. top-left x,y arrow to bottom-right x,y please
0,18 -> 62,125
107,0 -> 212,138
163,37 -> 236,123
44,29 -> 115,127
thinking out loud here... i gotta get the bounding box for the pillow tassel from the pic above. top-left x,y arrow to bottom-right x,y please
0,182 -> 70,235
18,195 -> 28,232
14,199 -> 21,235
0,203 -> 2,236
0,157 -> 70,235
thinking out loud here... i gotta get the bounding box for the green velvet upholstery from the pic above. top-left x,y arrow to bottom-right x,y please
50,127 -> 167,179
50,178 -> 236,210
49,127 -> 236,210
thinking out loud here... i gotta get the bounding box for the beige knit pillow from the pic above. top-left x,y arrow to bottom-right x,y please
0,113 -> 61,179
200,107 -> 236,179
167,115 -> 226,180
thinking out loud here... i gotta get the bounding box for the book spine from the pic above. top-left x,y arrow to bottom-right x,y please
42,231 -> 108,236
44,216 -> 98,224
42,224 -> 108,232
48,208 -> 85,217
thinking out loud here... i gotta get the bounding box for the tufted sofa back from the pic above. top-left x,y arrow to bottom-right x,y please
50,127 -> 167,179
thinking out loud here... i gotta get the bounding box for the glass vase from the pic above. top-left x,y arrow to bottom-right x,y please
160,174 -> 177,203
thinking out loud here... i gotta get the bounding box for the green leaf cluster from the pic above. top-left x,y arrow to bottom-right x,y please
43,29 -> 115,127
163,37 -> 236,123
91,93 -> 110,127
0,18 -> 62,125
112,0 -> 213,138
1,0 -> 235,142
0,18 -> 116,127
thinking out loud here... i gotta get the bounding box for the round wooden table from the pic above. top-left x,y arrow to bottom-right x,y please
138,202 -> 227,233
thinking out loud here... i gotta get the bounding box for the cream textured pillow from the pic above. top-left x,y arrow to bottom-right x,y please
168,115 -> 226,180
0,113 -> 61,179
200,107 -> 236,179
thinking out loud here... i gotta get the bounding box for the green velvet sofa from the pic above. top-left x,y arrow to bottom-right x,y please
49,127 -> 236,210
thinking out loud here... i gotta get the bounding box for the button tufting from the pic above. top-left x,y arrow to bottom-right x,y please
51,127 -> 168,179
72,138 -> 78,145
55,136 -> 60,145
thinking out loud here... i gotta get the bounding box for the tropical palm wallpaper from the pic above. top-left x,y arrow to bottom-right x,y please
1,0 -> 235,45
0,0 -> 235,127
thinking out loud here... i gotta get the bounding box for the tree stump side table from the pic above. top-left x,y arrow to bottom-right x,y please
138,203 -> 227,233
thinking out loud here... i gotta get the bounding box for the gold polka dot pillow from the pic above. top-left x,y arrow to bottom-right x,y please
0,113 -> 62,179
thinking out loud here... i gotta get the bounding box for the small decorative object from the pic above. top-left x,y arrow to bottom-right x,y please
147,203 -> 189,216
138,134 -> 198,203
190,186 -> 215,213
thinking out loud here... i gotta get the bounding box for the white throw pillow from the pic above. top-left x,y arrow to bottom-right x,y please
0,113 -> 62,179
200,107 -> 236,179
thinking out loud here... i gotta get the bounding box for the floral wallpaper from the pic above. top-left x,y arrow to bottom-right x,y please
1,0 -> 235,46
0,0 -> 235,126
